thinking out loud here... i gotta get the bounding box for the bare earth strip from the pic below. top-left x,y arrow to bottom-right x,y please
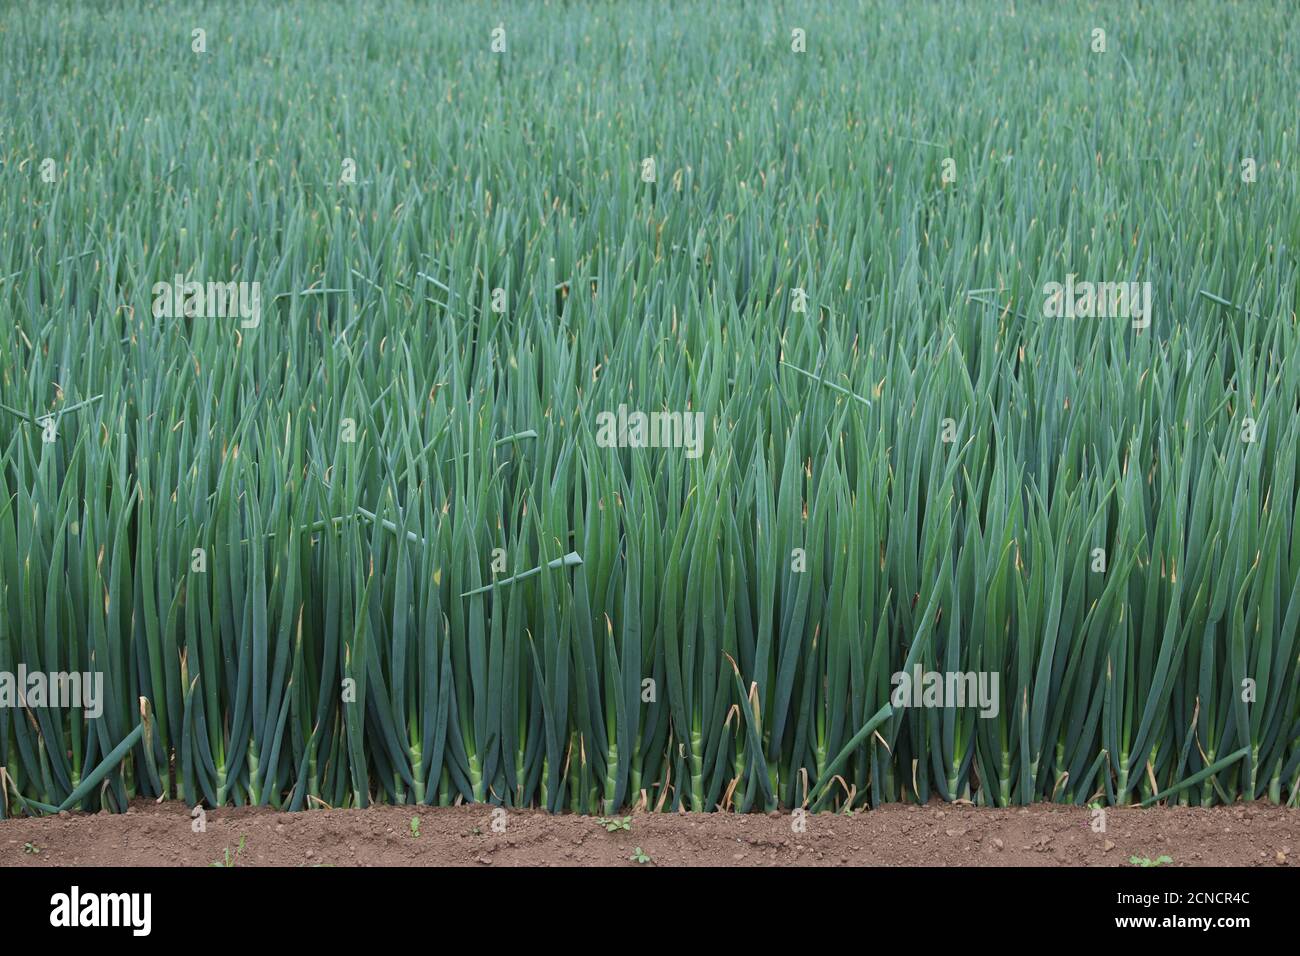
1,802 -> 1295,867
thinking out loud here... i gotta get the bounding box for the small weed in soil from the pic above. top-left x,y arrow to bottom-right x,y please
410,816 -> 421,839
212,836 -> 248,868
598,816 -> 632,832
22,842 -> 40,855
629,847 -> 652,864
1129,855 -> 1174,867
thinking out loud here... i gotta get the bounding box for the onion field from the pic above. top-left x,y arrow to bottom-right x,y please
0,0 -> 1297,819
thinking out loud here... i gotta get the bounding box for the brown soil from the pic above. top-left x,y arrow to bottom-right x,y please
1,800 -> 1295,867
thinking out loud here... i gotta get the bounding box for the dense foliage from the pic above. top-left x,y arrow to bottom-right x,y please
1,1 -> 1297,816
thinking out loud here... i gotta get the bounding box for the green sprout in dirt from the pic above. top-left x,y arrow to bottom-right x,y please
410,816 -> 421,838
629,847 -> 652,864
22,842 -> 40,855
212,836 -> 248,868
598,816 -> 632,832
1129,855 -> 1174,867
